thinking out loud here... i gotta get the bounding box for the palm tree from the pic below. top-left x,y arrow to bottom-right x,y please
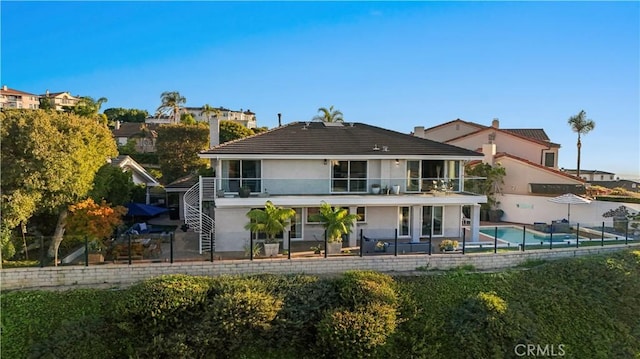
156,91 -> 186,123
313,105 -> 344,122
201,104 -> 221,122
244,201 -> 296,244
567,110 -> 595,177
309,201 -> 359,243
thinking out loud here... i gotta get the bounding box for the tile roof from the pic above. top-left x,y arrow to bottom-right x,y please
202,121 -> 483,157
502,128 -> 550,142
0,87 -> 39,96
112,123 -> 160,137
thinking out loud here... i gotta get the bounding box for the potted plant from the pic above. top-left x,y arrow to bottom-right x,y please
87,238 -> 106,263
245,201 -> 295,257
392,184 -> 401,195
371,183 -> 381,194
239,185 -> 252,198
309,201 -> 359,255
439,239 -> 459,252
465,163 -> 506,222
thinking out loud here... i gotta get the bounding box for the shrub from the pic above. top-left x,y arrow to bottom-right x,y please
318,303 -> 397,358
337,270 -> 398,308
439,239 -> 459,251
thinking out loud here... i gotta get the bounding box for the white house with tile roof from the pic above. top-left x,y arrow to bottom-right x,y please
184,119 -> 487,254
0,85 -> 40,109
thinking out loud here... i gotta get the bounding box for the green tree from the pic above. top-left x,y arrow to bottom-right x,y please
567,110 -> 596,177
104,107 -> 149,123
180,112 -> 196,125
244,201 -> 296,243
72,96 -> 108,120
0,109 -> 117,261
156,123 -> 209,184
313,105 -> 344,122
309,201 -> 359,243
200,104 -> 220,122
156,91 -> 186,123
220,120 -> 253,143
465,163 -> 506,211
89,164 -> 136,206
38,97 -> 53,110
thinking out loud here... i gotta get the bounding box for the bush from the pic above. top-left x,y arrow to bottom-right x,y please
318,303 -> 397,358
337,270 -> 398,309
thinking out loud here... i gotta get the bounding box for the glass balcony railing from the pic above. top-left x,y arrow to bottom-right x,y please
214,177 -> 486,196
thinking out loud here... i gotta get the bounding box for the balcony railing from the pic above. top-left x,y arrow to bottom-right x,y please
214,177 -> 487,196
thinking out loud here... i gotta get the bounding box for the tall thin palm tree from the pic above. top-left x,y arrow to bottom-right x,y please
313,105 -> 344,122
156,91 -> 186,123
567,110 -> 595,177
201,104 -> 221,122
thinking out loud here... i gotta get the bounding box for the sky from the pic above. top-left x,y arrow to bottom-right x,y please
2,1 -> 639,179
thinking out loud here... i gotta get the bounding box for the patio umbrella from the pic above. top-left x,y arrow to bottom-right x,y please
548,193 -> 591,223
125,202 -> 169,217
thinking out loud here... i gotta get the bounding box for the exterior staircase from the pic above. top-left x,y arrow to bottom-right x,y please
183,176 -> 216,254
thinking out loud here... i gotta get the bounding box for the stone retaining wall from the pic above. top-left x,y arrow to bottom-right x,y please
2,244 -> 637,291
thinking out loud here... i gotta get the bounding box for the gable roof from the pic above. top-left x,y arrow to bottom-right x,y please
201,121 -> 483,158
110,155 -> 160,186
0,87 -> 39,96
446,126 -> 560,148
423,118 -> 485,132
112,123 -> 159,138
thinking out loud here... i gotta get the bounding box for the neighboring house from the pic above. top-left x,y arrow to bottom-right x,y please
415,118 -> 585,196
185,106 -> 257,129
40,90 -> 80,110
112,122 -> 159,153
562,169 -> 616,182
0,85 -> 40,109
183,120 -> 486,253
109,155 -> 162,204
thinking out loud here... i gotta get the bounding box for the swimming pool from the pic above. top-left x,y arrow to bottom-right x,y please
479,226 -> 580,246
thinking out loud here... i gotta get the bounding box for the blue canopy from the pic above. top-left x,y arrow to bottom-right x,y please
125,203 -> 169,217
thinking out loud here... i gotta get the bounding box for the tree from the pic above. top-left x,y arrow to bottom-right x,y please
65,198 -> 126,241
244,201 -> 296,244
180,112 -> 197,125
201,104 -> 221,123
313,105 -> 344,122
465,163 -> 506,219
72,96 -> 108,121
156,91 -> 186,123
89,164 -> 136,206
220,120 -> 253,143
0,109 -> 117,262
309,202 -> 359,243
104,107 -> 149,123
156,123 -> 209,184
567,110 -> 595,177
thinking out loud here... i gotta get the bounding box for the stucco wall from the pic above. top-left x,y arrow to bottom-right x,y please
3,245 -> 635,291
499,157 -> 582,195
449,131 -> 549,166
423,122 -> 480,142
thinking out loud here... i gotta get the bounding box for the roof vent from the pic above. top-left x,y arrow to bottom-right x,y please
373,144 -> 380,151
382,146 -> 389,152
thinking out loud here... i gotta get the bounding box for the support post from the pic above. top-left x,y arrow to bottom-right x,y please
462,228 -> 466,255
625,221 -> 629,245
40,236 -> 44,268
394,229 -> 398,257
288,231 -> 291,260
210,233 -> 214,262
170,232 -> 174,263
601,222 -> 605,247
494,226 -> 498,254
549,225 -> 553,250
359,229 -> 363,257
84,236 -> 89,266
522,225 -> 526,252
576,223 -> 580,248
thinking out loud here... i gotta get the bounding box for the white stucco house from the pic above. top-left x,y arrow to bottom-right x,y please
183,120 -> 487,254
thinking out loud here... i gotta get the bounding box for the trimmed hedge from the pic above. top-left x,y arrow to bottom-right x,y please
2,251 -> 639,359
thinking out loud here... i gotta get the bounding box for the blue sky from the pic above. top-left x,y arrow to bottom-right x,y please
2,1 -> 639,178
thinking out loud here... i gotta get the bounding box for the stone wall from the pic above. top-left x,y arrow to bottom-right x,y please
2,244 -> 637,291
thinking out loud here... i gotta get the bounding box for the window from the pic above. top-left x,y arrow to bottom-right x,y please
544,152 -> 555,167
331,160 -> 367,192
356,207 -> 366,223
406,160 -> 459,192
306,207 -> 320,223
290,208 -> 303,240
221,160 -> 261,192
398,207 -> 411,237
422,206 -> 443,237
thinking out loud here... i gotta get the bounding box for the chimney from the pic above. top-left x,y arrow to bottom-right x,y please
2,85 -> 7,91
482,143 -> 496,165
491,118 -> 499,128
277,113 -> 282,127
209,114 -> 220,148
413,126 -> 425,138
115,120 -> 121,130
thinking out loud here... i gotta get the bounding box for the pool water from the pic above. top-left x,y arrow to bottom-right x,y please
480,226 -> 578,245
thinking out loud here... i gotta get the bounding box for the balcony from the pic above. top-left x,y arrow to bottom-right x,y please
213,177 -> 486,197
